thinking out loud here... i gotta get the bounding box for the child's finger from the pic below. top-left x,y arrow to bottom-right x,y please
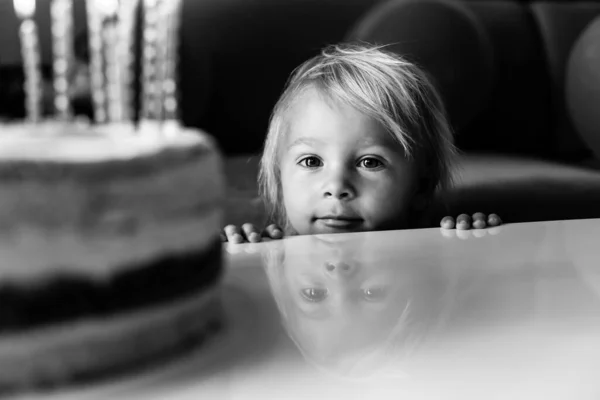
264,224 -> 283,239
456,213 -> 471,230
224,224 -> 245,244
472,212 -> 487,229
456,220 -> 471,230
487,213 -> 502,227
456,213 -> 471,224
440,216 -> 455,229
472,212 -> 486,222
472,219 -> 487,229
242,223 -> 262,243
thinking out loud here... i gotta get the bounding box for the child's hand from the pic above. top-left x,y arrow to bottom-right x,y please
440,213 -> 502,230
222,223 -> 284,243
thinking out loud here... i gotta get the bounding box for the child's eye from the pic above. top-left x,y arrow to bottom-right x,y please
362,286 -> 388,302
301,288 -> 328,302
358,157 -> 384,169
298,156 -> 322,168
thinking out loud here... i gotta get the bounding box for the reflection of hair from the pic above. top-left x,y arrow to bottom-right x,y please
259,43 -> 457,232
262,245 -> 439,381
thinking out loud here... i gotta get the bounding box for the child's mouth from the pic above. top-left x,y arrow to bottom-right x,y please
315,217 -> 363,230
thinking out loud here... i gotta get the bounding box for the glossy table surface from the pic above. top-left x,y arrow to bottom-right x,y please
22,219 -> 600,400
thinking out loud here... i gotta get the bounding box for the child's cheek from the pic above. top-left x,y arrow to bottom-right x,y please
281,179 -> 311,234
369,191 -> 413,230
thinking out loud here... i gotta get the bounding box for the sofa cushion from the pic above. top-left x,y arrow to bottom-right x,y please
432,154 -> 600,224
565,15 -> 600,161
530,2 -> 600,161
462,1 -> 553,157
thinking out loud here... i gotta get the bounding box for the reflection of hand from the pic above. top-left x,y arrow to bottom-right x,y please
440,224 -> 503,240
222,223 -> 283,243
440,212 -> 502,230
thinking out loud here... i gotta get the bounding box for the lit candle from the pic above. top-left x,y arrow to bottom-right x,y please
161,0 -> 182,136
154,0 -> 168,123
96,0 -> 122,123
50,0 -> 74,120
140,0 -> 160,123
117,0 -> 139,123
87,0 -> 107,123
13,0 -> 42,123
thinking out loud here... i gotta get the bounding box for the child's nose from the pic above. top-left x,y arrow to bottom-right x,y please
322,169 -> 355,199
324,261 -> 356,279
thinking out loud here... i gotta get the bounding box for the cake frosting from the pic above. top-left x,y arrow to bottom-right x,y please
0,120 -> 225,392
0,121 -> 203,161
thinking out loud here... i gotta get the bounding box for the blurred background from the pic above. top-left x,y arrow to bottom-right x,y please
1,0 -> 600,226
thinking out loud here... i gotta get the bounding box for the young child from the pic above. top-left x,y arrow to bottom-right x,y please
224,43 -> 501,243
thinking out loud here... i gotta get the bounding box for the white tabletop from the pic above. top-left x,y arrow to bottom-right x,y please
20,219 -> 600,400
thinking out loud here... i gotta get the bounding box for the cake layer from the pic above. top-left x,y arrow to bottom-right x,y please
0,286 -> 221,392
0,152 -> 223,230
0,238 -> 222,334
0,210 -> 222,283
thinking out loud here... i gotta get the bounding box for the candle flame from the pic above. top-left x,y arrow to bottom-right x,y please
95,0 -> 119,17
13,0 -> 35,18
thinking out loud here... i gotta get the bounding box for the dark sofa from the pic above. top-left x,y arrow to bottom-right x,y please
175,0 -> 600,227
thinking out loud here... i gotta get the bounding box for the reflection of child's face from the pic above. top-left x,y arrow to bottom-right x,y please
279,236 -> 417,367
279,87 -> 419,235
286,238 -> 409,321
265,234 -> 455,376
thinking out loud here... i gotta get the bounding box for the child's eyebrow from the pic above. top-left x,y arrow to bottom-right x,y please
358,134 -> 399,148
359,137 -> 384,147
287,137 -> 323,150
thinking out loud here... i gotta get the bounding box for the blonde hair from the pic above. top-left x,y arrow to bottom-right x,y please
259,42 -> 457,230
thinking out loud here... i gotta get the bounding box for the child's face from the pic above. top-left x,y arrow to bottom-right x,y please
279,88 -> 418,235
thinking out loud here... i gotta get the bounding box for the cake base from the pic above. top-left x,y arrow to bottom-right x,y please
0,121 -> 225,394
0,287 -> 222,394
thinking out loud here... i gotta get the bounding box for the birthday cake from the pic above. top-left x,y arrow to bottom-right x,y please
0,121 -> 224,392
